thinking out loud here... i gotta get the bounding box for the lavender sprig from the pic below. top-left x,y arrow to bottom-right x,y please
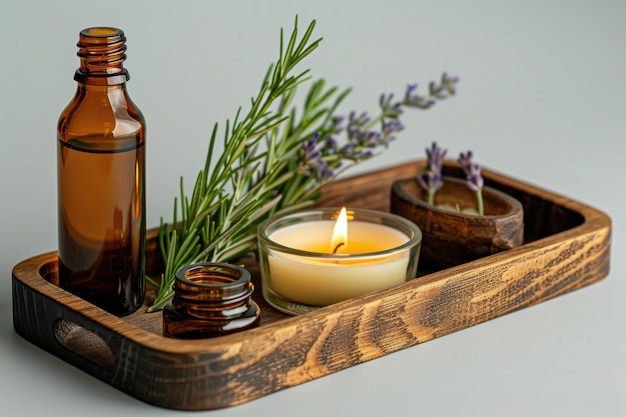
416,141 -> 447,205
299,132 -> 334,180
458,150 -> 484,215
298,77 -> 459,183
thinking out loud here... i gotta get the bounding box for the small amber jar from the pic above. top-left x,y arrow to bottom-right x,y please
162,263 -> 261,338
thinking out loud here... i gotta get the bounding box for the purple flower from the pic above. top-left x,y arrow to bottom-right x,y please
457,150 -> 484,215
339,142 -> 374,161
382,119 -> 405,144
441,72 -> 459,95
322,135 -> 339,155
379,93 -> 403,118
347,111 -> 371,131
458,150 -> 484,192
416,170 -> 444,198
403,83 -> 436,109
342,110 -> 393,157
425,141 -> 447,171
329,116 -> 345,133
300,132 -> 334,180
417,141 -> 447,204
403,74 -> 459,110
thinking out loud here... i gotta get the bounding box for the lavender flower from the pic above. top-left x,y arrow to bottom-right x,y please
329,115 -> 345,134
441,72 -> 459,95
404,74 -> 459,109
458,150 -> 484,215
403,83 -> 436,109
322,135 -> 339,156
382,119 -> 405,143
379,93 -> 403,118
425,141 -> 447,171
336,110 -> 399,160
300,132 -> 334,180
458,151 -> 483,191
416,141 -> 447,205
315,116 -> 344,159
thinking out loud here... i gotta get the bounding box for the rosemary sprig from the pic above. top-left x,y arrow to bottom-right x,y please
148,16 -> 459,311
148,17 -> 323,311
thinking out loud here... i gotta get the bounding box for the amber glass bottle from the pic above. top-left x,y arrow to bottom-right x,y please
57,27 -> 146,316
162,263 -> 261,339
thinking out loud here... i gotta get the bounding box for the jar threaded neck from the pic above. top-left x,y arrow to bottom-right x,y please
163,263 -> 261,338
173,264 -> 254,315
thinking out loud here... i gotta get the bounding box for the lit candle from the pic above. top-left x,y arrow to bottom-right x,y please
257,207 -> 422,315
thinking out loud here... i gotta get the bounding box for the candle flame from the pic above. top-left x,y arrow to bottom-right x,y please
330,207 -> 348,254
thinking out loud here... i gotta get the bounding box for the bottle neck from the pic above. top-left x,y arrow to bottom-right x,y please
74,27 -> 130,86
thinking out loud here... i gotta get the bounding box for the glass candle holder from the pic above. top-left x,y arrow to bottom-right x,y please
162,263 -> 260,338
257,208 -> 422,315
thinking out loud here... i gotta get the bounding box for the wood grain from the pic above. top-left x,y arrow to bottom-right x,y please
12,160 -> 611,410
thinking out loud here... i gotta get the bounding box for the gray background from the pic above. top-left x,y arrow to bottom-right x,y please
1,0 -> 624,415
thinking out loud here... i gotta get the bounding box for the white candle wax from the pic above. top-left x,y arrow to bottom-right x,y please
267,220 -> 411,306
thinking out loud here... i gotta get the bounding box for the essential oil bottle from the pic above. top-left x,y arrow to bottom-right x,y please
57,27 -> 146,316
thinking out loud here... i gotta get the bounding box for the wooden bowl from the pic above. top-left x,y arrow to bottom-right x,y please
391,176 -> 524,270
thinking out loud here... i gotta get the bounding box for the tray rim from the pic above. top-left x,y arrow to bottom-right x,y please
11,159 -> 612,409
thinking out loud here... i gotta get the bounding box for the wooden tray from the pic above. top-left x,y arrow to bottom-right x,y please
11,160 -> 611,410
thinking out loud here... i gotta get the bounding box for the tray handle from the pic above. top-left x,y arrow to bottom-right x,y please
53,318 -> 116,371
13,266 -> 143,388
13,257 -> 131,378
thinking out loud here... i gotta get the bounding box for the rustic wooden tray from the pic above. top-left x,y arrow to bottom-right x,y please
12,160 -> 611,410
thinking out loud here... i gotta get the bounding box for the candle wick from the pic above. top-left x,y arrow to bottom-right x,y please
332,242 -> 345,254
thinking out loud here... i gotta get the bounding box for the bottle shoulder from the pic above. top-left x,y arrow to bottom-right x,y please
58,84 -> 145,140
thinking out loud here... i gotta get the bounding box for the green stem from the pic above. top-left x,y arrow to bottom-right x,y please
427,189 -> 435,206
476,190 -> 484,216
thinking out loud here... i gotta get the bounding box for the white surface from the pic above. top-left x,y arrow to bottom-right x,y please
1,0 -> 624,415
